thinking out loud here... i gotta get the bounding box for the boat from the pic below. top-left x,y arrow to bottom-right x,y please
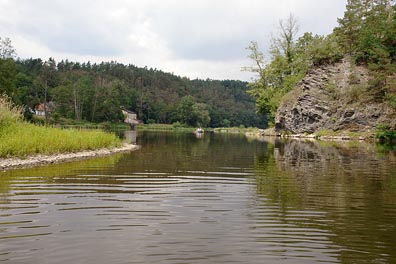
195,127 -> 204,134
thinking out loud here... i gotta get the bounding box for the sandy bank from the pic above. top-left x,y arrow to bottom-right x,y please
0,143 -> 140,171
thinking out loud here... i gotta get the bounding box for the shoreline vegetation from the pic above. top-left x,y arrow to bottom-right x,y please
246,128 -> 370,141
136,123 -> 395,144
0,94 -> 140,171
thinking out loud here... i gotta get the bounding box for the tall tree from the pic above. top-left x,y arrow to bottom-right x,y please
0,37 -> 16,59
246,14 -> 303,125
273,14 -> 299,65
177,95 -> 196,126
242,41 -> 266,80
37,58 -> 57,123
0,37 -> 17,97
336,0 -> 366,53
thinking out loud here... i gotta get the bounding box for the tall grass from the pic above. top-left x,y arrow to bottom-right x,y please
0,94 -> 121,158
0,94 -> 22,128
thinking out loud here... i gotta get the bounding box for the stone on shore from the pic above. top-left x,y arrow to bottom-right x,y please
0,143 -> 139,171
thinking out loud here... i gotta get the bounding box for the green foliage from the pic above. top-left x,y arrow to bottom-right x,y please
0,93 -> 22,128
0,123 -> 121,157
172,121 -> 183,129
323,81 -> 339,100
0,58 -> 16,96
247,1 -> 396,124
7,58 -> 264,128
221,119 -> 231,127
136,123 -> 195,132
176,96 -> 211,127
177,95 -> 195,126
348,84 -> 364,102
0,37 -> 16,59
385,92 -> 396,109
335,0 -> 396,101
305,34 -> 343,65
0,36 -> 265,128
213,126 -> 260,134
246,15 -> 310,125
376,124 -> 396,144
314,129 -> 338,138
193,102 -> 211,127
0,93 -> 121,158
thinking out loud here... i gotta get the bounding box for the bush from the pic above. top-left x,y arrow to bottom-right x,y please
172,121 -> 183,129
376,125 -> 396,144
385,92 -> 396,109
307,34 -> 343,66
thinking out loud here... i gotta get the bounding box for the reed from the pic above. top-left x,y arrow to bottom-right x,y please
0,94 -> 121,158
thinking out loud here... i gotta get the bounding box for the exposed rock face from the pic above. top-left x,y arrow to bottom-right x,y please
275,59 -> 394,134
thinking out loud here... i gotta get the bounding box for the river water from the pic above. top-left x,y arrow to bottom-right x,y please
1,132 -> 396,264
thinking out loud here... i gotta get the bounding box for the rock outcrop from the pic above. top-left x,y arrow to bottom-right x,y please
275,59 -> 395,134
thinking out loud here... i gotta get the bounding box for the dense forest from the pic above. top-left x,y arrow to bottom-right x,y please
246,0 -> 396,125
0,39 -> 265,128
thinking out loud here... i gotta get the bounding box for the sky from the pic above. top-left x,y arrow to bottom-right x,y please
0,0 -> 347,81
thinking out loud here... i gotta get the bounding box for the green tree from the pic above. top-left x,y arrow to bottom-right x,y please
13,57 -> 262,127
335,0 -> 396,102
335,0 -> 366,53
246,14 -> 303,125
0,37 -> 16,59
0,58 -> 16,96
193,103 -> 211,127
177,95 -> 196,126
37,58 -> 57,123
0,37 -> 17,97
272,14 -> 299,65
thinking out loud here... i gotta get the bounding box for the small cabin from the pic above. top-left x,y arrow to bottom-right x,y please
34,102 -> 54,117
121,109 -> 140,129
34,103 -> 47,116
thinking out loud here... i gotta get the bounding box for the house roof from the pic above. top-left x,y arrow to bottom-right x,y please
35,103 -> 53,112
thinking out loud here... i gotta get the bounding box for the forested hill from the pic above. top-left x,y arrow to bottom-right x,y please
245,0 -> 396,132
3,58 -> 265,128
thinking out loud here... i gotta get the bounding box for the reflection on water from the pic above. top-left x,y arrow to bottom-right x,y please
0,132 -> 395,264
124,130 -> 137,144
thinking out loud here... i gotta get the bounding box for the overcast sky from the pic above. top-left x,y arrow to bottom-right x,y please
0,0 -> 347,81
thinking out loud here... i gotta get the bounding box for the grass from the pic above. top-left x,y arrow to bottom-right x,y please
213,126 -> 260,134
0,94 -> 121,158
136,123 -> 196,133
50,117 -> 129,130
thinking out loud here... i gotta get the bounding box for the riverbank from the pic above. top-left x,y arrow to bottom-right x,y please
0,143 -> 139,171
247,127 -> 374,141
1,94 -> 124,159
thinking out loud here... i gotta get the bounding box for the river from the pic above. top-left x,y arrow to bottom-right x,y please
1,131 -> 395,264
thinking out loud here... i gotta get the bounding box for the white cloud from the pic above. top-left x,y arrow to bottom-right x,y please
0,0 -> 347,80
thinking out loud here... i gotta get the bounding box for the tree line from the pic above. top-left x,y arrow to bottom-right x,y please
0,39 -> 266,128
246,0 -> 396,125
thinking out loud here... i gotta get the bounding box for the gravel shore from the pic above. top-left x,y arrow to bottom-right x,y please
0,143 -> 139,171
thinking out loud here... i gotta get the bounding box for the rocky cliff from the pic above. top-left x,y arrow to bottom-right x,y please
275,59 -> 395,135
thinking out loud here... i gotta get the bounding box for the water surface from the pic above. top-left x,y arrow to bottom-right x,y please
1,132 -> 395,263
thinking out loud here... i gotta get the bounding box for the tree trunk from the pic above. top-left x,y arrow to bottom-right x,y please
44,80 -> 49,124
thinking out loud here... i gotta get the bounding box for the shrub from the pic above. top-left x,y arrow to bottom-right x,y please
307,34 -> 343,66
376,124 -> 396,144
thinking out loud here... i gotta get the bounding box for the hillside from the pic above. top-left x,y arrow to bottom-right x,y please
1,57 -> 266,128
